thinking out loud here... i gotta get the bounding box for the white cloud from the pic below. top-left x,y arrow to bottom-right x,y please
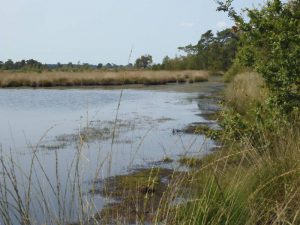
217,21 -> 227,30
179,22 -> 194,27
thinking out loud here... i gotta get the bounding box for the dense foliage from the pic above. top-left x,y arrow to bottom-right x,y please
134,54 -> 153,68
0,59 -> 134,72
157,28 -> 239,71
219,0 -> 300,112
0,59 -> 44,71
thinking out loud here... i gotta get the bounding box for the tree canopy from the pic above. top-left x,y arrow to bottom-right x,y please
218,0 -> 300,112
135,55 -> 153,69
160,28 -> 239,71
0,59 -> 43,70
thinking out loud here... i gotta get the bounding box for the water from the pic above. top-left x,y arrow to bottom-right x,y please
0,80 -> 222,224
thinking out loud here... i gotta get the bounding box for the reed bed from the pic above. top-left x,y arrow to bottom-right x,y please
0,70 -> 209,88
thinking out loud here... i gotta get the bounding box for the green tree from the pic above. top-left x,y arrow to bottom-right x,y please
97,63 -> 103,69
105,63 -> 113,69
26,59 -> 42,69
3,59 -> 14,70
82,63 -> 91,70
218,0 -> 300,112
126,63 -> 133,69
177,28 -> 238,71
135,55 -> 153,69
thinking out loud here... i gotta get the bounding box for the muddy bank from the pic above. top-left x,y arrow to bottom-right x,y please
92,168 -> 179,224
67,167 -> 188,225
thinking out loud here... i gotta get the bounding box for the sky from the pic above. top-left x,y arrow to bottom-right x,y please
0,0 -> 266,65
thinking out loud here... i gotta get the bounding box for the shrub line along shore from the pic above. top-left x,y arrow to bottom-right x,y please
96,72 -> 300,224
0,70 -> 209,88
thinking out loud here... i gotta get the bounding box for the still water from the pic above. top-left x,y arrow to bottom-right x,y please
0,81 -> 221,224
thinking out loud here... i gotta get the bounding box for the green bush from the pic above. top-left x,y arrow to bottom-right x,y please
223,61 -> 247,82
222,0 -> 300,112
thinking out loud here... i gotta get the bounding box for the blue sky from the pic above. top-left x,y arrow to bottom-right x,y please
0,0 -> 265,65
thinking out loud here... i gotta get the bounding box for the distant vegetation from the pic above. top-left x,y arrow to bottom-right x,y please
0,59 -> 135,72
0,70 -> 208,88
155,28 -> 238,71
0,59 -> 44,71
0,28 -> 238,73
134,54 -> 153,69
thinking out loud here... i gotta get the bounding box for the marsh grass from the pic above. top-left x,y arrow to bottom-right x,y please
91,72 -> 298,224
0,136 -> 93,225
157,72 -> 300,225
0,70 -> 209,88
178,156 -> 202,169
225,72 -> 268,114
162,121 -> 300,225
0,71 -> 299,225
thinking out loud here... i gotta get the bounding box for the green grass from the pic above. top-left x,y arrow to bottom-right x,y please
160,72 -> 300,225
178,157 -> 202,168
0,71 -> 298,225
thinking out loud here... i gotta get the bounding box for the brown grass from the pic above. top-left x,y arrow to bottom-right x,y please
159,72 -> 300,225
0,70 -> 209,88
225,72 -> 268,114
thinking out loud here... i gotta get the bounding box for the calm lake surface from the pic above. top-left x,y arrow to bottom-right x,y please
0,79 -> 223,224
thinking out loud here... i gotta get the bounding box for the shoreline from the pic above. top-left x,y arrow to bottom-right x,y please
0,70 -> 209,88
86,77 -> 225,224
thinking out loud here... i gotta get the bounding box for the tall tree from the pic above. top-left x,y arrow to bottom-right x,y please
3,59 -> 14,70
97,63 -> 103,69
176,28 -> 238,71
135,55 -> 153,69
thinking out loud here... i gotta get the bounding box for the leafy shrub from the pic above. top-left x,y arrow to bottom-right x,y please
221,0 -> 300,112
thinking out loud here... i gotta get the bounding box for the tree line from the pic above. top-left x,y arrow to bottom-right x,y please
0,59 -> 136,72
1,27 -> 239,72
134,28 -> 239,71
156,28 -> 239,71
0,59 -> 44,70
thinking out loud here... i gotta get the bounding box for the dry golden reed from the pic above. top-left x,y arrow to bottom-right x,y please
0,70 -> 209,87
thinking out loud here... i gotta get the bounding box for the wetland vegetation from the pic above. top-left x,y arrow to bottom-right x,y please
0,0 -> 299,224
0,70 -> 208,88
